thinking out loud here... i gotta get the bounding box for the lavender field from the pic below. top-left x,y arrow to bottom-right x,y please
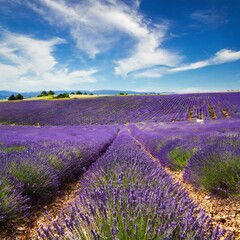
0,93 -> 240,125
0,93 -> 240,239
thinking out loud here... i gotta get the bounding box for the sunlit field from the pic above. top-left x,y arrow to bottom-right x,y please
0,93 -> 239,239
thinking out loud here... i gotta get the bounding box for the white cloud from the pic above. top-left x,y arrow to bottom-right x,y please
0,32 -> 64,74
25,0 -> 182,76
191,10 -> 227,26
132,67 -> 167,78
0,31 -> 98,91
212,49 -> 240,64
130,49 -> 240,78
115,46 -> 182,77
26,0 -> 147,58
169,49 -> 240,73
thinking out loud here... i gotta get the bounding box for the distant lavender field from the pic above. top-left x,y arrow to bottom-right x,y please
0,92 -> 240,125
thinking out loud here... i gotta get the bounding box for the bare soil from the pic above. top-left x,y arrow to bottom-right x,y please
222,109 -> 231,118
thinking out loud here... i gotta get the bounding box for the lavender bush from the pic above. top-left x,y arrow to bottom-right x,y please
0,175 -> 30,224
38,130 -> 231,239
184,137 -> 240,197
6,155 -> 59,201
158,139 -> 198,171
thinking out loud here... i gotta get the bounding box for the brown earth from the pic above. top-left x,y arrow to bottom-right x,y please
222,109 -> 231,118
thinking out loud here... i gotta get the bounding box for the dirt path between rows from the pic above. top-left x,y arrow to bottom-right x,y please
129,130 -> 240,240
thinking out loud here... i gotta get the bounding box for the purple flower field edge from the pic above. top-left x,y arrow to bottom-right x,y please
37,129 -> 233,240
0,92 -> 240,125
0,125 -> 119,224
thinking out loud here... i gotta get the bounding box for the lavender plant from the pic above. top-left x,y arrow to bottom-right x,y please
0,176 -> 30,224
0,155 -> 30,224
184,138 -> 240,197
8,159 -> 59,201
158,139 -> 198,171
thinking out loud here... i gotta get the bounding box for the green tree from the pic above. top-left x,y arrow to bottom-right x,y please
8,94 -> 16,101
38,91 -> 48,97
48,90 -> 55,95
76,91 -> 82,95
15,94 -> 24,100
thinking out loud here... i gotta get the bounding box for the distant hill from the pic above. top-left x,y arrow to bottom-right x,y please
0,90 -> 174,99
0,91 -> 17,99
0,91 -> 43,99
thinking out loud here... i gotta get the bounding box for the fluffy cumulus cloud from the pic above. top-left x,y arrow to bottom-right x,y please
0,30 -> 98,91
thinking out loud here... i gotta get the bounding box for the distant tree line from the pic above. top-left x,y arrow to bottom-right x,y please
38,90 -> 55,97
8,90 -> 95,101
55,93 -> 70,99
119,92 -> 128,96
38,90 -> 94,98
74,91 -> 93,95
38,90 -> 70,99
8,94 -> 24,101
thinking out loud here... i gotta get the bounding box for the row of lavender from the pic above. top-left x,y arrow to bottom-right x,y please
0,125 -> 119,224
0,92 -> 240,125
38,129 -> 231,239
129,120 -> 240,198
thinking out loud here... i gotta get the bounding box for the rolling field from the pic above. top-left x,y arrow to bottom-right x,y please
0,93 -> 240,239
0,92 -> 240,125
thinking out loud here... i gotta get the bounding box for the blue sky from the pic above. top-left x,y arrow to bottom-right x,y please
0,0 -> 240,92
